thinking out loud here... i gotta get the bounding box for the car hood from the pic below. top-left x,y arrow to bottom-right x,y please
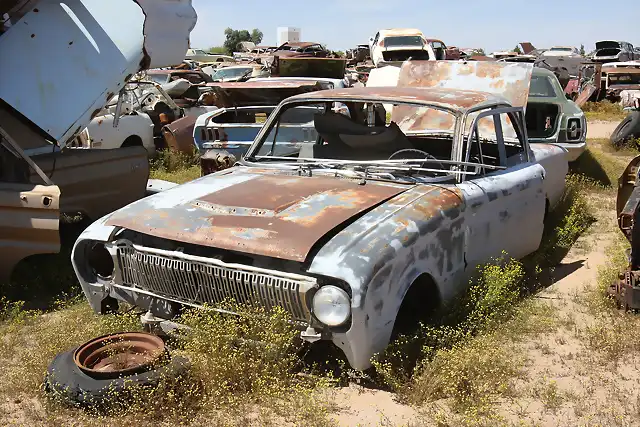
105,169 -> 410,262
596,41 -> 622,50
0,0 -> 197,147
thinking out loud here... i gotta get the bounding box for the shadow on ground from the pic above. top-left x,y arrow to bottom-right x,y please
570,150 -> 612,187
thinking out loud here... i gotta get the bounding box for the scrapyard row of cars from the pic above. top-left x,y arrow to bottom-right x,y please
1,7 -> 579,372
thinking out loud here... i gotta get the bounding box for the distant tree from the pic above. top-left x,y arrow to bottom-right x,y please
513,45 -> 522,54
250,29 -> 263,45
470,48 -> 486,56
334,50 -> 345,57
209,46 -> 226,54
223,27 -> 263,54
579,44 -> 585,56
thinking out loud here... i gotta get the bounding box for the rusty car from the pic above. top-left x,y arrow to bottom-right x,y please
191,80 -> 325,159
71,61 -> 568,370
0,0 -> 197,282
592,40 -> 639,63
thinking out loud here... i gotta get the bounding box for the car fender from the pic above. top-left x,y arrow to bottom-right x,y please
85,113 -> 154,152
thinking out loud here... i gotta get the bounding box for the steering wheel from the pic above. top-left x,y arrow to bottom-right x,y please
388,149 -> 445,170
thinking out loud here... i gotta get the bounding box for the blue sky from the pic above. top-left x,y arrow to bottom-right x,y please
190,0 -> 639,54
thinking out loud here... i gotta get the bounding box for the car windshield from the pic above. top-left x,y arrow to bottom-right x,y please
214,67 -> 253,79
529,75 -> 557,97
193,49 -> 208,55
244,99 -> 466,182
383,36 -> 424,48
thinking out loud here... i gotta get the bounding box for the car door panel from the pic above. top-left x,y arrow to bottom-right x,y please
0,183 -> 60,281
30,146 -> 149,220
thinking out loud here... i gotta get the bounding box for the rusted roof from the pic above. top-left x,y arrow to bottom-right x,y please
105,171 -> 408,262
286,86 -> 509,112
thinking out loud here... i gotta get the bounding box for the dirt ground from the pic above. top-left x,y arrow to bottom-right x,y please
587,120 -> 619,140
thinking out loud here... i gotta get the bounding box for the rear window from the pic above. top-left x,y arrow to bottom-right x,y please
529,75 -> 557,97
383,36 -> 424,48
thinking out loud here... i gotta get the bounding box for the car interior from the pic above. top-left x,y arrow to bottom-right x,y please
257,101 -> 526,178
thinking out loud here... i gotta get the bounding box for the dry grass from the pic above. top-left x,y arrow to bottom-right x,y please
149,149 -> 201,184
0,301 -> 337,426
582,101 -> 627,122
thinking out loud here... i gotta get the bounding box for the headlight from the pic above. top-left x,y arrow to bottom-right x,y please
87,242 -> 114,278
312,285 -> 351,327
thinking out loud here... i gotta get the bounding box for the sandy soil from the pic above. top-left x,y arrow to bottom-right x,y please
587,120 -> 619,140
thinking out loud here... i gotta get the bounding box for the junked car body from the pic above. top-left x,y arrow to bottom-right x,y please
192,80 -> 325,157
0,0 -> 197,282
369,29 -> 435,67
185,49 -> 235,64
72,61 -> 568,370
592,40 -> 638,63
526,68 -> 586,162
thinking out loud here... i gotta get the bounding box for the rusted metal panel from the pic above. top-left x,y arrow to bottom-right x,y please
397,60 -> 533,108
201,81 -> 324,108
105,171 -> 408,262
162,114 -> 198,154
575,84 -> 597,107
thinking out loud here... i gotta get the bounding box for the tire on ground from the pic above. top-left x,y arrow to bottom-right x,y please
611,111 -> 640,147
43,349 -> 189,409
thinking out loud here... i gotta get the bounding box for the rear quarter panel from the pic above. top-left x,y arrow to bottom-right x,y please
529,143 -> 568,208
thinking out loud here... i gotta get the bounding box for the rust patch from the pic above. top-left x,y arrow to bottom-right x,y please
106,173 -> 410,262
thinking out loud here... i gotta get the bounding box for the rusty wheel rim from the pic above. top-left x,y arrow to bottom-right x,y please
73,332 -> 166,379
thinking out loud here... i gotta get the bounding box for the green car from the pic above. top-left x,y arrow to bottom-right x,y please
526,67 -> 587,162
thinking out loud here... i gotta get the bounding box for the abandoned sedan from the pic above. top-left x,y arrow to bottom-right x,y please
72,62 -> 568,370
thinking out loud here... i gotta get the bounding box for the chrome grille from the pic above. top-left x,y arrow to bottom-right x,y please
114,243 -> 315,322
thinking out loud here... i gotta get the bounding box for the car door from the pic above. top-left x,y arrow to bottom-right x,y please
0,135 -> 60,282
457,108 -> 546,268
29,146 -> 149,221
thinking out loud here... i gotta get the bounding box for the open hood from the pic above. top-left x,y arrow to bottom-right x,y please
596,41 -> 622,50
397,60 -> 533,108
105,170 -> 409,262
0,0 -> 197,146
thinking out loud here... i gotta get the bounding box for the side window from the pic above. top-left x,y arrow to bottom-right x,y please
464,110 -> 527,177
